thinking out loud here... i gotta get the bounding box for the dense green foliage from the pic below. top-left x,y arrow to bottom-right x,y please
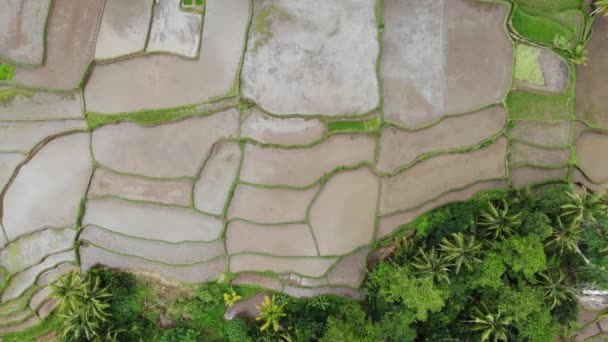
360,185 -> 608,341
40,184 -> 608,342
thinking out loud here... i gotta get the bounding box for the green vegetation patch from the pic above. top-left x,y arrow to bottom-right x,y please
0,314 -> 61,341
327,116 -> 380,133
506,90 -> 571,121
515,0 -> 580,11
512,6 -> 579,47
253,4 -> 291,51
181,0 -> 204,6
0,64 -> 15,81
86,106 -> 200,129
514,44 -> 544,85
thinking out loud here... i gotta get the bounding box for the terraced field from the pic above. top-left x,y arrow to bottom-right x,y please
0,0 -> 606,334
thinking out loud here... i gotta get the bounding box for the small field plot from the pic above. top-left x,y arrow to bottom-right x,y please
510,141 -> 570,167
378,105 -> 507,173
515,0 -> 580,11
147,0 -> 202,57
240,134 -> 375,187
91,110 -> 238,178
80,244 -> 226,283
241,107 -> 325,145
194,141 -> 241,215
513,44 -> 569,93
576,131 -> 608,183
241,0 -> 379,115
88,168 -> 192,207
2,133 -> 92,241
84,0 -> 248,114
83,198 -> 223,243
94,0 -> 153,59
182,0 -> 205,7
511,6 -> 583,47
0,120 -> 86,152
0,89 -> 82,120
382,0 -> 511,126
507,121 -> 571,146
79,226 -> 224,265
1,251 -> 74,302
14,0 -> 104,89
379,138 -> 507,214
229,254 -> 336,278
228,184 -> 318,223
0,0 -> 50,65
226,221 -> 317,256
510,166 -> 568,187
310,168 -> 378,256
575,16 -> 608,128
506,90 -> 571,121
0,228 -> 75,274
378,180 -> 507,239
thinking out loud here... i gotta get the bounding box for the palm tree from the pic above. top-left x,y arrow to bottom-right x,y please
391,235 -> 419,263
439,233 -> 482,274
52,272 -> 112,340
60,309 -> 103,341
79,274 -> 112,322
411,247 -> 451,284
544,217 -> 582,256
537,271 -> 572,309
560,187 -> 607,225
468,302 -> 513,342
478,200 -> 522,240
256,295 -> 287,332
50,270 -> 86,313
545,217 -> 590,264
591,0 -> 608,16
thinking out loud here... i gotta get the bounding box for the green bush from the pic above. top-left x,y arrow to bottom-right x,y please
159,328 -> 199,342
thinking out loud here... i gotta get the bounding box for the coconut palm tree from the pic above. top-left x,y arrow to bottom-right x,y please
591,0 -> 608,16
52,272 -> 112,340
537,271 -> 572,309
256,295 -> 287,332
478,200 -> 522,241
411,247 -> 451,284
50,270 -> 86,313
79,275 -> 112,322
468,302 -> 513,342
439,232 -> 482,274
560,187 -> 607,225
391,235 -> 419,264
545,217 -> 590,264
60,309 -> 103,341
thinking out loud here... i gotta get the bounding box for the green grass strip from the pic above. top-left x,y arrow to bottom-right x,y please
506,90 -> 571,121
0,313 -> 60,341
87,109 -> 192,129
327,116 -> 380,133
515,0 -> 580,11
